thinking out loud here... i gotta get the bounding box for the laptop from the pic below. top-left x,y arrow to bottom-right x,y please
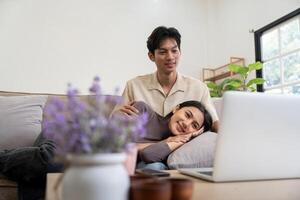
179,91 -> 300,182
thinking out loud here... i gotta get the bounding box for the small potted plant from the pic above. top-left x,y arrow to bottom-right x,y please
207,62 -> 265,97
42,77 -> 148,200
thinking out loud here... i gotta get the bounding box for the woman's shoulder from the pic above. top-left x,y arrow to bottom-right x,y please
132,101 -> 157,117
132,101 -> 167,124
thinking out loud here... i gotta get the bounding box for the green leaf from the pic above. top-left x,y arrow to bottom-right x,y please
210,91 -> 220,97
207,81 -> 223,97
227,81 -> 242,88
229,78 -> 243,84
237,67 -> 249,77
228,64 -> 248,76
246,78 -> 265,87
248,86 -> 256,92
248,62 -> 263,71
218,78 -> 241,91
219,78 -> 236,88
226,78 -> 242,86
224,84 -> 239,91
206,82 -> 218,89
228,64 -> 242,73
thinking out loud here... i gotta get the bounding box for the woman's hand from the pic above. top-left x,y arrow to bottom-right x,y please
191,127 -> 204,138
165,134 -> 192,151
166,134 -> 192,143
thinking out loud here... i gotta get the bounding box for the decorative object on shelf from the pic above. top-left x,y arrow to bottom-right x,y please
42,76 -> 148,200
206,61 -> 265,97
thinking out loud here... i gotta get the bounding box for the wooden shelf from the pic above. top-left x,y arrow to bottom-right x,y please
202,57 -> 245,83
204,71 -> 234,82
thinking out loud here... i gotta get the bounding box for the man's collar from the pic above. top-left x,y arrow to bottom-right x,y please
147,72 -> 186,92
171,73 -> 186,92
147,72 -> 161,90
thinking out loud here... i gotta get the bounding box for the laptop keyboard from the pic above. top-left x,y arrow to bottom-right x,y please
198,171 -> 213,176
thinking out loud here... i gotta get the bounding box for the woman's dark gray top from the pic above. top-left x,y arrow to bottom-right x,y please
133,101 -> 173,164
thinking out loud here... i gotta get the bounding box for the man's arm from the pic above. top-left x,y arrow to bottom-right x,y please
118,101 -> 139,116
111,81 -> 140,116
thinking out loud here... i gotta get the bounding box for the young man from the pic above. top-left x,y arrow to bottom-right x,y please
118,26 -> 219,132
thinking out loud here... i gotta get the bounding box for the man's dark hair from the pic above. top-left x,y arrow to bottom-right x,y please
147,26 -> 181,54
178,101 -> 213,132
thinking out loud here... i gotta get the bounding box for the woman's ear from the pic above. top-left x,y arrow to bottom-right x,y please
172,105 -> 180,114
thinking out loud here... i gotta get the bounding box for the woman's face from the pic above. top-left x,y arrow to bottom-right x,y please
168,106 -> 204,136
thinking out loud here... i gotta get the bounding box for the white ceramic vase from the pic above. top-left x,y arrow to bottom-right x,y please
62,153 -> 129,200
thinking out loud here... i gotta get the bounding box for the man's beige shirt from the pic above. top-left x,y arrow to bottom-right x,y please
120,72 -> 219,122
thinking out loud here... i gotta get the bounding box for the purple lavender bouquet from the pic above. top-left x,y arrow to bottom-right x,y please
42,77 -> 148,157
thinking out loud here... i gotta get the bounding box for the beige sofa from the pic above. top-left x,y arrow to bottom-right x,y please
0,177 -> 17,200
0,91 -> 222,200
0,91 -> 104,200
0,91 -> 124,200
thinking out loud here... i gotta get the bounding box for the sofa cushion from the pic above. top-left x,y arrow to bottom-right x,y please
0,95 -> 47,149
167,131 -> 217,169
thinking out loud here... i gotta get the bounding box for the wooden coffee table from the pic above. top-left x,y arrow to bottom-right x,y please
46,170 -> 300,200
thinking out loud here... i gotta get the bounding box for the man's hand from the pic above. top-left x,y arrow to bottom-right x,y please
118,101 -> 139,117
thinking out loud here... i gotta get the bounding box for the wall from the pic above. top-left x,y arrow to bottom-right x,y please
0,0 -> 208,94
0,0 -> 298,94
206,0 -> 299,68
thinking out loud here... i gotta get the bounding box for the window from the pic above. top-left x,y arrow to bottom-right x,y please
255,8 -> 300,94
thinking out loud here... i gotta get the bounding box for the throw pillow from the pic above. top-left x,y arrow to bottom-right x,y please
0,95 -> 48,149
167,131 -> 217,169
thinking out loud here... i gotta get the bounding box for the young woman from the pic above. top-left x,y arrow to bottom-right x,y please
130,100 -> 213,170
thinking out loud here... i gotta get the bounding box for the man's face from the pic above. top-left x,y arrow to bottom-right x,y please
148,38 -> 181,74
